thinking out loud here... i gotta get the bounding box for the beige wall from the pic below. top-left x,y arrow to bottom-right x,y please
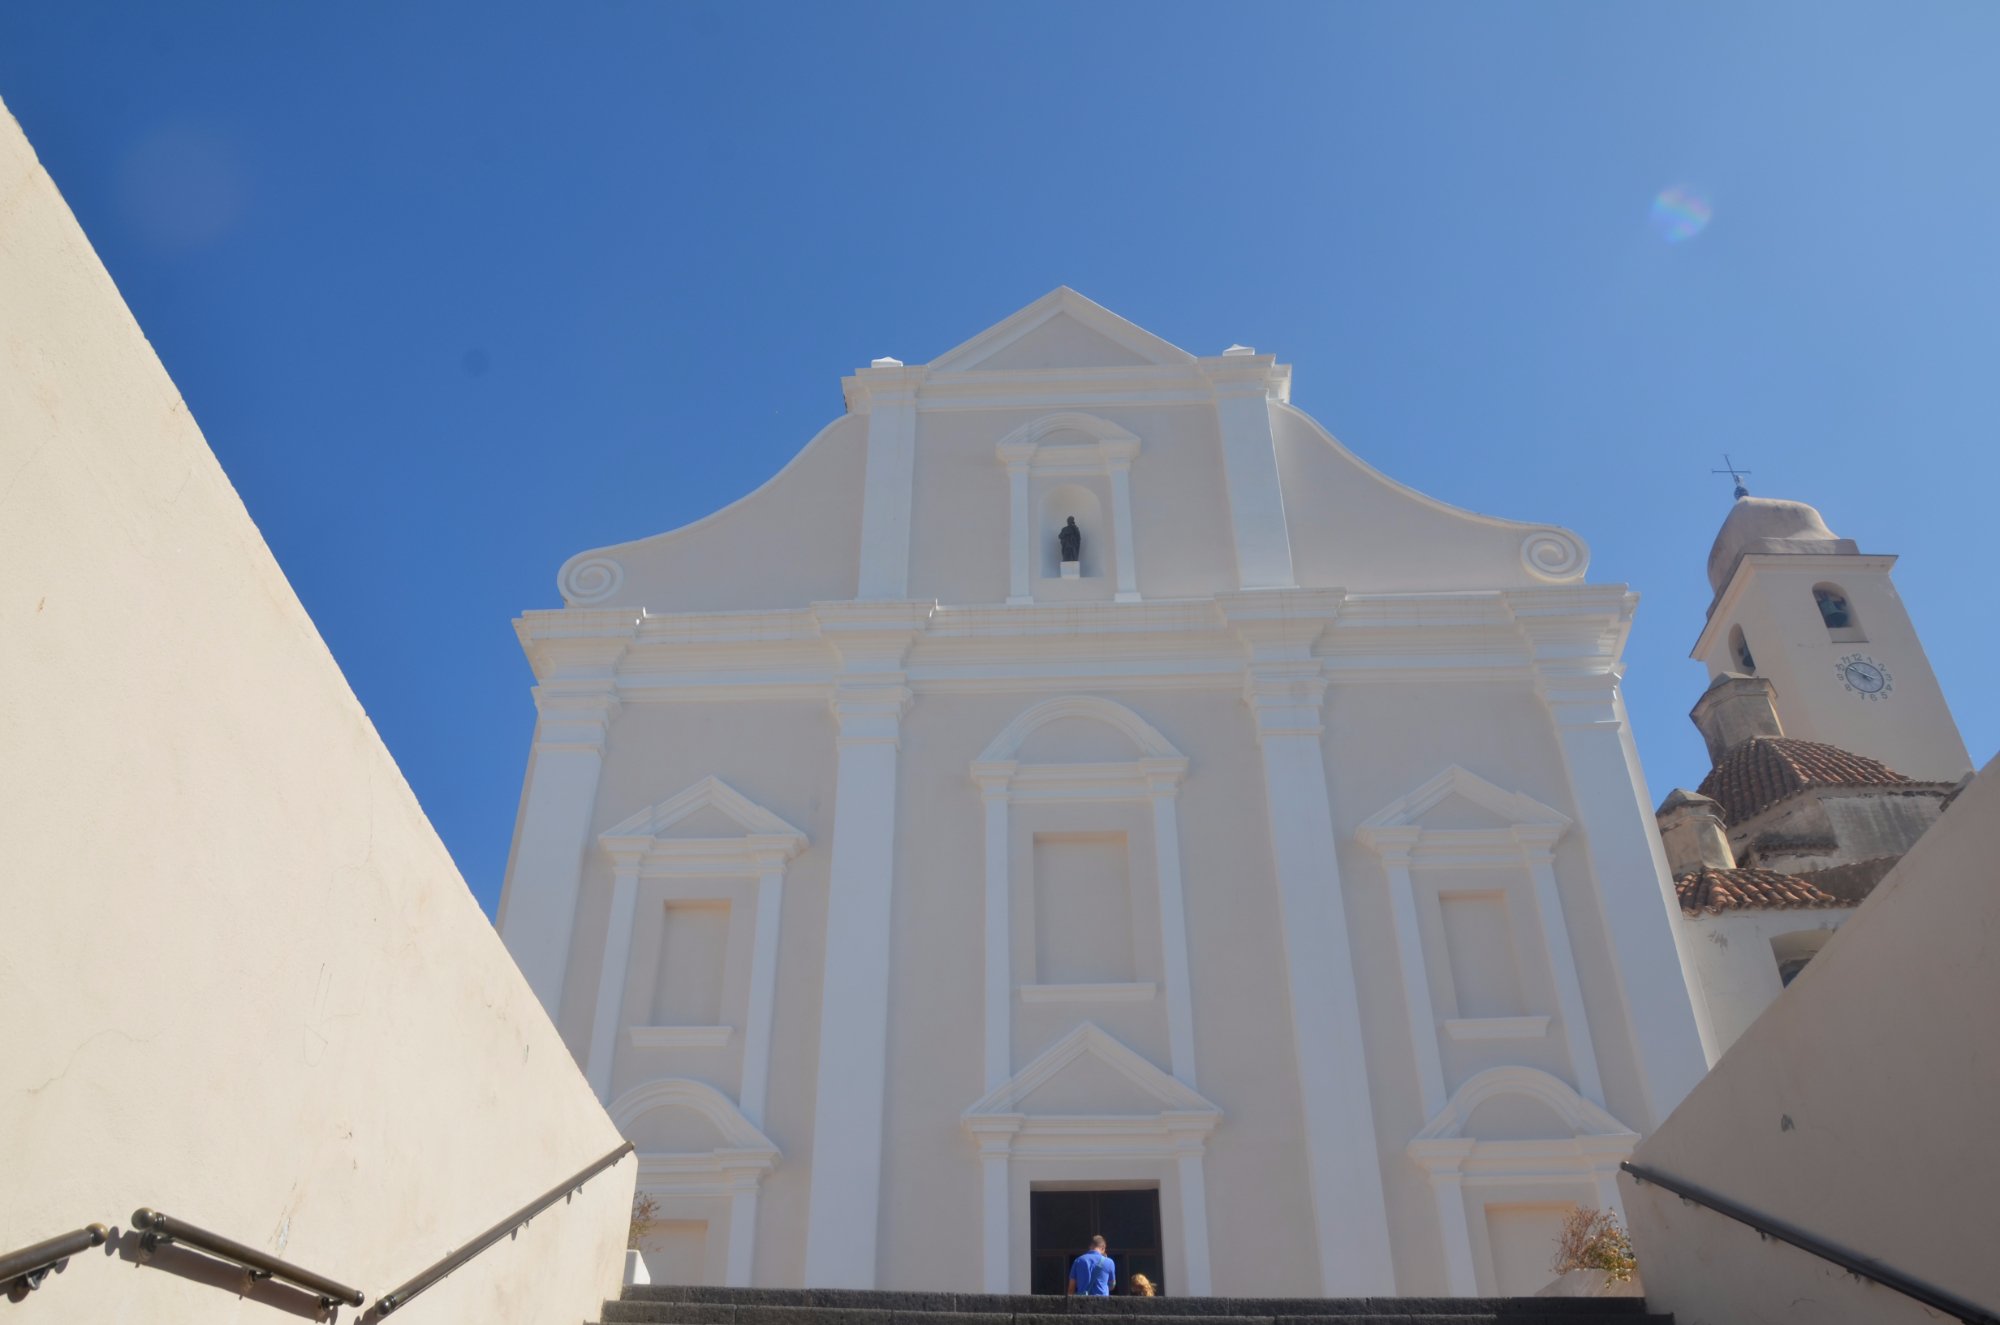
0,103 -> 630,1322
1623,756 -> 2000,1325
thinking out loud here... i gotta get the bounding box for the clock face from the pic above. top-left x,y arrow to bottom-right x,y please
1836,653 -> 1892,699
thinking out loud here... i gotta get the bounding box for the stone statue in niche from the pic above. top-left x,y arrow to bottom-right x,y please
1058,517 -> 1082,565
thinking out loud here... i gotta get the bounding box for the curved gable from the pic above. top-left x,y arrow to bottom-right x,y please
556,412 -> 867,612
1272,402 -> 1589,592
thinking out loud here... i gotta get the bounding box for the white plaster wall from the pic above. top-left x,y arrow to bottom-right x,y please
564,699 -> 838,1285
872,689 -> 1323,1294
514,289 -> 1700,1296
903,405 -> 1240,606
1623,756 -> 2000,1325
1273,406 -> 1567,592
561,413 -> 868,612
1676,909 -> 1847,1056
1700,561 -> 1971,782
1321,682 -> 1659,1291
0,102 -> 630,1323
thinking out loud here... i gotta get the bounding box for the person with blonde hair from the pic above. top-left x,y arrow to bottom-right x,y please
1125,1274 -> 1156,1297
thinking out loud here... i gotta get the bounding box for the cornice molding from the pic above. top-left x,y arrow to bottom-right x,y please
1193,352 -> 1292,403
513,590 -> 1640,712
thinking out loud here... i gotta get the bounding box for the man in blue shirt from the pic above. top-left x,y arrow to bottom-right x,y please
1067,1235 -> 1115,1296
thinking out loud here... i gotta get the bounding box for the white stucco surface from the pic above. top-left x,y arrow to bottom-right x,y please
0,101 -> 630,1322
1623,756 -> 2000,1325
1694,498 -> 1971,783
501,288 -> 1713,1296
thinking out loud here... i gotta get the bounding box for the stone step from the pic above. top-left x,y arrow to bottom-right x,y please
601,1302 -> 1665,1325
602,1313 -> 1665,1325
614,1290 -> 1650,1316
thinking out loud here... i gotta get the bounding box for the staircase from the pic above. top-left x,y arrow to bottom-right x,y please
598,1286 -> 1668,1325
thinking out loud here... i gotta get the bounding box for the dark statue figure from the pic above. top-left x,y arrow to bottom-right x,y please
1058,517 -> 1082,563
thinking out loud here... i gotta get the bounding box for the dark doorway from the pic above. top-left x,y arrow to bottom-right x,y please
1029,1187 -> 1165,1295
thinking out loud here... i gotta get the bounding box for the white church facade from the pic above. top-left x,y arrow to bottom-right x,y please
496,289 -> 1717,1299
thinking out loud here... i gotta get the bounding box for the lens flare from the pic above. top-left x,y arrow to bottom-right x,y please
1650,186 -> 1713,243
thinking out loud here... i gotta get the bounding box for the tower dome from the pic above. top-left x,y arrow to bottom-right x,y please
1705,495 -> 1848,595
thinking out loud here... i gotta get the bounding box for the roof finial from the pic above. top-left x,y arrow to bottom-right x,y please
1711,453 -> 1753,500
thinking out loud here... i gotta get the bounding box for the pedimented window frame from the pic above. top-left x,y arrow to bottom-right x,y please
609,1077 -> 780,1287
961,1022 -> 1220,1295
970,696 -> 1196,1096
587,776 -> 807,1132
1356,765 -> 1603,1118
1404,1066 -> 1637,1296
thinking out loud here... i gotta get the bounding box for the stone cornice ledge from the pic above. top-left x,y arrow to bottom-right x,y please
512,586 -> 1642,697
1194,351 -> 1293,403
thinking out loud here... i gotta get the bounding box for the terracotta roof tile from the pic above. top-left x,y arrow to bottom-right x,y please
1696,737 -> 1909,825
1676,866 -> 1845,916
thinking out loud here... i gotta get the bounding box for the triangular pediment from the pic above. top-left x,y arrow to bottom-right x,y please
964,1022 -> 1217,1119
1411,1067 -> 1634,1144
928,288 -> 1195,374
600,775 -> 807,850
1358,765 -> 1572,842
1411,791 -> 1512,832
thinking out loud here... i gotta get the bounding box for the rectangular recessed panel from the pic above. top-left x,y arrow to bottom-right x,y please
1440,891 -> 1525,1019
1033,832 -> 1134,985
641,1218 -> 709,1287
1484,1201 -> 1574,1296
651,900 -> 730,1026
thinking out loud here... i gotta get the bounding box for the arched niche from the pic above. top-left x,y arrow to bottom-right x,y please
1039,482 -> 1106,579
1729,623 -> 1757,673
995,412 -> 1142,603
1813,582 -> 1865,641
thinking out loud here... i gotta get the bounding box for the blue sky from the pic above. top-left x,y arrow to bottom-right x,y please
5,3 -> 1995,916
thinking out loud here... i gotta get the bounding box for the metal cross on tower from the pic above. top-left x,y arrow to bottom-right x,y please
1712,454 -> 1753,500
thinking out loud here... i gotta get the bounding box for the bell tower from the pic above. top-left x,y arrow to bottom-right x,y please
1691,492 -> 1971,782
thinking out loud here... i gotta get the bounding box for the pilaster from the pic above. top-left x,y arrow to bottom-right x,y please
739,865 -> 786,1130
1422,1142 -> 1480,1295
1149,767 -> 1197,1088
801,602 -> 928,1288
1522,608 -> 1710,1127
1225,597 -> 1395,1293
725,1179 -> 759,1286
498,636 -> 627,1023
1199,354 -> 1296,590
1369,832 -> 1449,1120
976,769 -> 1014,1092
1104,437 -> 1142,602
1518,832 -> 1606,1107
1169,1119 -> 1216,1296
584,856 -> 642,1099
845,364 -> 926,600
972,1119 -> 1019,1293
999,442 -> 1034,604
